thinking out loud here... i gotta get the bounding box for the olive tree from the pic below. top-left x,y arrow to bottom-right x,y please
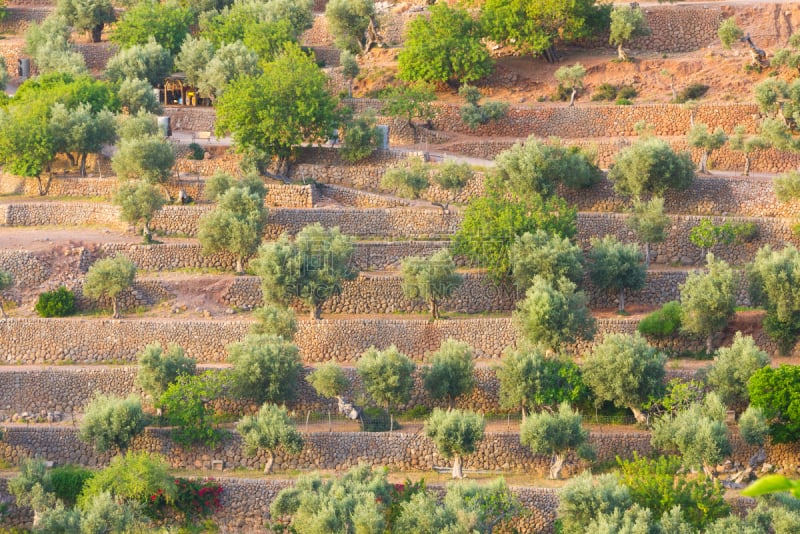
252,223 -> 357,320
114,181 -> 165,244
707,332 -> 769,413
226,333 -> 302,403
587,235 -> 647,313
56,0 -> 115,43
135,342 -> 196,403
236,403 -> 304,473
729,125 -> 770,176
680,253 -> 737,354
582,332 -> 665,424
198,178 -> 268,274
431,160 -> 472,211
380,157 -> 430,199
325,0 -> 379,54
520,402 -> 590,480
494,136 -> 602,199
497,346 -> 587,418
687,123 -> 728,174
554,63 -> 586,107
118,78 -> 161,115
49,102 -> 116,176
0,269 -> 13,319
609,5 -> 650,61
608,137 -> 695,197
513,276 -> 595,352
306,362 -> 350,402
340,111 -> 383,163
425,408 -> 485,479
651,393 -> 731,475
250,304 -> 298,339
111,135 -> 175,185
105,38 -> 173,86
82,254 -> 136,318
357,345 -> 416,431
510,230 -> 584,290
423,338 -> 475,410
627,197 -> 669,266
401,249 -> 463,319
78,393 -> 147,453
748,244 -> 800,354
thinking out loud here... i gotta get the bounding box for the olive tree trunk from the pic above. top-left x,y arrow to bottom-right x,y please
452,455 -> 463,479
549,454 -> 566,480
264,450 -> 274,474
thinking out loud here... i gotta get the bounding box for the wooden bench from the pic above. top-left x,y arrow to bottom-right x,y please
192,131 -> 213,142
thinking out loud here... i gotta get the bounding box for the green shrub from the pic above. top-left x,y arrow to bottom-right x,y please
34,286 -> 76,317
50,465 -> 94,507
615,98 -> 633,105
591,83 -> 617,101
553,84 -> 572,102
617,85 -> 637,99
638,301 -> 682,337
402,405 -> 431,420
728,221 -> 759,243
186,142 -> 205,160
675,83 -> 709,103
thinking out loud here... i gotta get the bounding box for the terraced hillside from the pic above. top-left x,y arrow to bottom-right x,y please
3,0 -> 800,532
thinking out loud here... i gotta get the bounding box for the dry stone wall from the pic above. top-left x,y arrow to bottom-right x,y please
0,250 -> 49,286
0,314 -> 783,366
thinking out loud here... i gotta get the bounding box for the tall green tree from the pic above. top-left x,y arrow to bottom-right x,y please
398,2 -> 493,87
114,181 -> 165,244
135,342 -> 196,403
197,41 -> 260,100
49,102 -> 116,176
78,393 -> 147,453
111,135 -> 175,185
482,0 -> 610,62
497,345 -> 587,418
198,178 -> 268,274
608,137 -> 695,198
687,123 -> 728,174
513,276 -> 595,352
587,235 -> 647,313
111,0 -> 193,55
452,191 -> 577,282
748,244 -> 800,354
582,332 -> 665,424
226,333 -> 302,404
252,223 -> 357,320
400,249 -> 463,320
215,43 -> 339,176
494,136 -> 602,198
680,253 -> 737,354
627,197 -> 669,266
325,0 -> 379,54
236,403 -> 304,474
82,254 -> 137,318
159,371 -> 224,447
423,338 -> 475,410
357,345 -> 416,431
0,103 -> 56,195
425,408 -> 485,479
707,332 -> 769,413
748,364 -> 800,443
651,394 -> 731,475
609,5 -> 650,61
105,38 -> 173,86
56,0 -> 116,43
520,402 -> 590,480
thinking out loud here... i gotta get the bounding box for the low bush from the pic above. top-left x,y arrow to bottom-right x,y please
638,301 -> 682,337
186,143 -> 205,160
50,465 -> 94,507
617,86 -> 637,99
35,286 -> 76,317
615,98 -> 633,106
675,83 -> 709,103
591,83 -> 618,101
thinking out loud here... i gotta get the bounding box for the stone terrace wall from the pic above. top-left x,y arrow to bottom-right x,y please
0,201 -> 123,228
0,315 -> 782,366
2,426 -> 799,476
163,106 -> 216,131
221,273 -> 521,314
578,213 -> 796,266
561,175 -> 800,218
91,240 -> 453,272
18,175 -> 318,208
0,7 -> 49,34
0,250 -> 49,286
